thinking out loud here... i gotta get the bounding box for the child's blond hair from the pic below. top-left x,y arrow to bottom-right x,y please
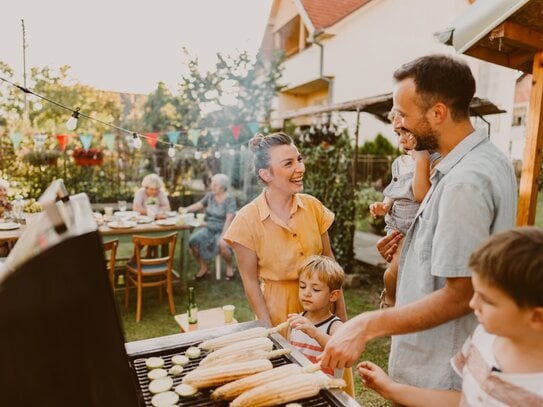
297,255 -> 345,291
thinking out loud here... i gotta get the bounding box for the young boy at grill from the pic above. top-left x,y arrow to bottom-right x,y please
357,227 -> 543,406
288,255 -> 345,378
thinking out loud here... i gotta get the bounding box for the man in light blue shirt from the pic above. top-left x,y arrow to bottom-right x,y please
320,54 -> 517,390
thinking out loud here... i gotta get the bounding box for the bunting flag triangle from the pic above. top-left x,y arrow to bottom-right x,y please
79,133 -> 93,151
9,132 -> 23,150
167,131 -> 180,145
230,124 -> 242,141
56,134 -> 69,151
145,132 -> 159,149
33,134 -> 47,149
248,122 -> 259,135
103,133 -> 116,151
188,129 -> 200,146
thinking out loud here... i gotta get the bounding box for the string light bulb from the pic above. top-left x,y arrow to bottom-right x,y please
168,144 -> 175,158
214,151 -> 221,159
132,133 -> 142,149
66,107 -> 80,131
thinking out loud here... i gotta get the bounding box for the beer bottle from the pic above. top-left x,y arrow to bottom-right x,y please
187,287 -> 198,324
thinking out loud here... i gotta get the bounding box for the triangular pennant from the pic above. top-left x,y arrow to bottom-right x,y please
188,129 -> 200,146
145,132 -> 159,149
33,134 -> 47,149
230,124 -> 241,141
9,132 -> 23,150
248,122 -> 259,135
79,133 -> 93,151
103,133 -> 116,151
167,131 -> 180,145
56,134 -> 69,151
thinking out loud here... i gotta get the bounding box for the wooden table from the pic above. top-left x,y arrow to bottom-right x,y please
0,218 -> 196,291
174,307 -> 238,333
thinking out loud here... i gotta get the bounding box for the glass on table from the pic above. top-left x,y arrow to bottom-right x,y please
118,200 -> 127,212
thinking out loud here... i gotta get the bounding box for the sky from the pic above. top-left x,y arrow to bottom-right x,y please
1,0 -> 273,95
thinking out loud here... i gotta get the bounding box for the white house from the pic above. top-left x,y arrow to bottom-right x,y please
260,0 -> 519,156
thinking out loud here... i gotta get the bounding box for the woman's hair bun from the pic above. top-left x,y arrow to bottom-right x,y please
248,133 -> 264,153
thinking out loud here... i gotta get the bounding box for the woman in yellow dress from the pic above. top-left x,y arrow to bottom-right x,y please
224,132 -> 354,395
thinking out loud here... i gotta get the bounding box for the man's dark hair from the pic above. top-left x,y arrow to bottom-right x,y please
393,54 -> 475,121
469,227 -> 543,308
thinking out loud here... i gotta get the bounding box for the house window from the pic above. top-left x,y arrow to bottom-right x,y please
276,16 -> 301,57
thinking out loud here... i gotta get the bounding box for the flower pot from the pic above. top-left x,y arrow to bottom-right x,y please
146,204 -> 158,219
75,157 -> 104,166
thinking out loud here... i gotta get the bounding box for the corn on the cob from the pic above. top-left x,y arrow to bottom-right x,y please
199,337 -> 273,365
230,373 -> 346,407
200,347 -> 289,368
211,363 -> 320,401
182,359 -> 273,389
198,321 -> 289,351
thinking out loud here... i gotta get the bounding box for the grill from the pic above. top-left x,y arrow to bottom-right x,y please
126,321 -> 360,407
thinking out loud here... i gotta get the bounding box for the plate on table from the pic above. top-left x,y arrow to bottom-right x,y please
0,222 -> 20,231
136,216 -> 154,224
155,219 -> 177,226
114,210 -> 138,219
107,221 -> 136,229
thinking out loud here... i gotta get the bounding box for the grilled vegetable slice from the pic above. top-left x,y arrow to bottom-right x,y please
151,391 -> 179,407
149,376 -> 174,394
145,356 -> 165,370
174,383 -> 198,397
171,354 -> 189,366
185,346 -> 201,359
168,365 -> 184,376
147,368 -> 168,380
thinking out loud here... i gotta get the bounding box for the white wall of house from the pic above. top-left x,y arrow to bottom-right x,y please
273,0 -> 520,157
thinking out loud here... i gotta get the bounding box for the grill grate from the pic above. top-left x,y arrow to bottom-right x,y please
129,338 -> 344,407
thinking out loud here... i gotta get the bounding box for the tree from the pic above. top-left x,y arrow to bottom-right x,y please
142,81 -> 180,131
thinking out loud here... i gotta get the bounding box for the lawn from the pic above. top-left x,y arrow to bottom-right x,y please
115,260 -> 391,406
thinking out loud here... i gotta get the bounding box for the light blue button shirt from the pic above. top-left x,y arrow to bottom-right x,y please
389,127 -> 517,390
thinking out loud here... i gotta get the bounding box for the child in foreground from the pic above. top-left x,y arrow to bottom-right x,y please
357,227 -> 543,406
288,255 -> 345,378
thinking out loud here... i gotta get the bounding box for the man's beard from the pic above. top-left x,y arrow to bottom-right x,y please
409,117 -> 439,151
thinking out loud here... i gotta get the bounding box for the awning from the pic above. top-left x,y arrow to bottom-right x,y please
275,93 -> 505,122
434,0 -> 542,73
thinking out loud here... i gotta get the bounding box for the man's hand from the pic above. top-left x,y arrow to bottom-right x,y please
319,314 -> 371,369
369,202 -> 391,218
376,230 -> 403,262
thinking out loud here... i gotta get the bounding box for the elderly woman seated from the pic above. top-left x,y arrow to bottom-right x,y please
132,174 -> 171,218
180,173 -> 237,280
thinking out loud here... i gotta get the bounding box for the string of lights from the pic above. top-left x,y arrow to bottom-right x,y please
0,76 -> 264,155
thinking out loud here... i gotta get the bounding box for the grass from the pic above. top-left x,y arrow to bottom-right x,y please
115,258 -> 391,406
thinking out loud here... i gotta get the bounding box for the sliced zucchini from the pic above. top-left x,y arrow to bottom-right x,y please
168,365 -> 184,376
145,356 -> 165,370
174,383 -> 198,397
149,376 -> 173,394
171,354 -> 189,366
151,391 -> 179,407
147,368 -> 168,381
185,346 -> 201,359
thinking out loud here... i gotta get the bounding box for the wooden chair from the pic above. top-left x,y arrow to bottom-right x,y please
102,239 -> 119,289
124,232 -> 177,322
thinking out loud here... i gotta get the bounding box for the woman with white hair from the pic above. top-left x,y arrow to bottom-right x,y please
133,174 -> 171,216
180,173 -> 237,280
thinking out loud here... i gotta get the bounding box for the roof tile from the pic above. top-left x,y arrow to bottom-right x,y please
300,0 -> 372,30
